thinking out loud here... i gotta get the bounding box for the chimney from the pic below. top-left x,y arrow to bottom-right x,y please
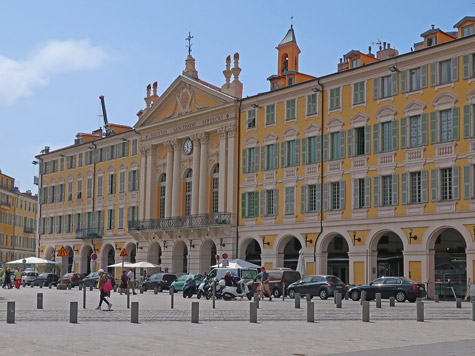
221,53 -> 243,98
150,82 -> 159,106
144,84 -> 152,109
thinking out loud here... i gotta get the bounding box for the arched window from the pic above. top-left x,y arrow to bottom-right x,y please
159,174 -> 166,219
184,170 -> 193,216
212,164 -> 219,213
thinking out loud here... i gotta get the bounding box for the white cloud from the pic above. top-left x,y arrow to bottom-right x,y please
0,40 -> 108,104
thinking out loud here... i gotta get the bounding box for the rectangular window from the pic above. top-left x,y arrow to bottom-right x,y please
440,109 -> 453,142
57,216 -> 62,234
159,186 -> 166,219
308,184 -> 317,212
78,153 -> 83,167
462,24 -> 474,37
247,109 -> 256,129
410,172 -> 422,203
441,168 -> 453,200
353,81 -> 365,105
382,175 -> 393,206
246,192 -> 258,218
439,60 -> 452,85
265,104 -> 275,125
381,75 -> 392,98
129,170 -> 139,191
86,178 -> 93,198
284,187 -> 295,215
330,88 -> 340,110
410,115 -> 422,147
307,136 -> 317,164
351,58 -> 360,68
265,144 -> 275,170
307,94 -> 317,115
107,209 -> 114,230
330,132 -> 341,160
108,174 -> 116,195
132,139 -> 138,155
77,180 -> 82,199
266,190 -> 275,216
410,68 -> 421,91
212,177 -> 219,213
331,182 -> 340,210
66,214 -> 72,233
286,140 -> 296,166
184,181 -> 192,216
426,35 -> 437,47
49,217 -> 54,234
355,127 -> 365,156
286,99 -> 296,120
97,176 -> 103,196
127,206 -> 137,224
381,122 -> 392,152
358,178 -> 366,208
118,208 -> 124,229
67,182 -> 73,201
119,172 -> 126,193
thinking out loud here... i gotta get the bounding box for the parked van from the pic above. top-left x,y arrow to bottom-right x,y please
207,268 -> 257,281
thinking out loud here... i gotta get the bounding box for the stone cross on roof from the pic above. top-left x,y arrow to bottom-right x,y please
185,32 -> 194,56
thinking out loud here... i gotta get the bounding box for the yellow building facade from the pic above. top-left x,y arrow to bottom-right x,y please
239,17 -> 475,298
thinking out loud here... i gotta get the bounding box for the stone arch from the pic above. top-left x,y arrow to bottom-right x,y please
238,236 -> 262,266
275,234 -> 304,269
44,245 -> 55,261
317,231 -> 352,283
124,242 -> 137,263
326,116 -> 344,133
375,104 -> 397,122
172,240 -> 188,273
367,229 -> 406,281
244,135 -> 259,147
283,126 -> 299,140
200,239 -> 217,273
432,91 -> 458,111
79,244 -> 94,275
100,243 -> 116,276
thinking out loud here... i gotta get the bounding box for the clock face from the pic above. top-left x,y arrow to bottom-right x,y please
183,139 -> 193,155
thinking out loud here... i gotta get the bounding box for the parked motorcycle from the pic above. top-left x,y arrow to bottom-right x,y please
222,278 -> 253,301
206,278 -> 223,300
182,277 -> 197,298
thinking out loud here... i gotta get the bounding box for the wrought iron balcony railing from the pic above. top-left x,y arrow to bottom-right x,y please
75,228 -> 103,239
128,212 -> 232,231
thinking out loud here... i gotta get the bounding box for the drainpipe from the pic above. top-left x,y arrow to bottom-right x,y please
313,78 -> 324,274
36,157 -> 43,259
235,99 -> 242,260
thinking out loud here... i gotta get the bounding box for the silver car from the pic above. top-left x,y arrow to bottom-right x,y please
21,271 -> 38,286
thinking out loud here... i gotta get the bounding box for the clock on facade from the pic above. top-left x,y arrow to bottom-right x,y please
183,138 -> 193,155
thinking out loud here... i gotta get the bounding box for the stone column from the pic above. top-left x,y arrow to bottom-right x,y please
164,141 -> 174,218
171,140 -> 181,217
138,146 -> 147,220
226,126 -> 236,214
198,134 -> 209,214
217,127 -> 227,213
191,135 -> 201,215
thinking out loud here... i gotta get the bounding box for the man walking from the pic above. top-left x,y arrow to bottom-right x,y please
127,268 -> 136,295
259,267 -> 272,301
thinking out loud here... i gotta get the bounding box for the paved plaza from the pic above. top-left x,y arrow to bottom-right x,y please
1,287 -> 475,355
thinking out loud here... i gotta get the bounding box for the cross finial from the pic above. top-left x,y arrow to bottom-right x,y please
185,32 -> 194,56
290,16 -> 294,28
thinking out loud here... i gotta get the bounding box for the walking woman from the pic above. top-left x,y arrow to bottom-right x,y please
14,267 -> 22,289
96,269 -> 112,311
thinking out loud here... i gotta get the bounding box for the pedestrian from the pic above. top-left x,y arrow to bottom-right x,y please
14,267 -> 22,289
3,268 -> 12,289
259,267 -> 272,301
96,269 -> 112,311
120,270 -> 128,295
127,268 -> 136,295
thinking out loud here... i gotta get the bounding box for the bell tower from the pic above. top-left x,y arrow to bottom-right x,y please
277,25 -> 301,76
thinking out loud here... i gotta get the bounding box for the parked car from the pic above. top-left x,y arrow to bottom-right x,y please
348,276 -> 426,303
287,275 -> 347,300
248,268 -> 301,298
59,273 -> 86,287
170,274 -> 204,292
33,273 -> 59,287
142,273 -> 177,292
21,271 -> 38,286
82,272 -> 115,288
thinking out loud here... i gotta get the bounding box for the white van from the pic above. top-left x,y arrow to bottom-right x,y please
207,268 -> 257,281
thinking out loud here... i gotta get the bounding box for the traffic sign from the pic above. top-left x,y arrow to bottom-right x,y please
57,246 -> 68,257
91,253 -> 97,261
216,254 -> 220,261
222,253 -> 228,260
120,248 -> 128,257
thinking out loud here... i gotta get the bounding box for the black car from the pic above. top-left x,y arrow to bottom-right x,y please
142,273 -> 177,292
348,276 -> 426,303
82,272 -> 115,288
32,273 -> 59,287
249,268 -> 301,298
287,275 -> 346,300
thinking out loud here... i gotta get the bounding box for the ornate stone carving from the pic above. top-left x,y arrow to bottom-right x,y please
177,86 -> 193,114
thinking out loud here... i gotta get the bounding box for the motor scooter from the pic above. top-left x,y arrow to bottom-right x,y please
222,278 -> 253,301
206,278 -> 223,300
182,277 -> 197,298
196,277 -> 210,299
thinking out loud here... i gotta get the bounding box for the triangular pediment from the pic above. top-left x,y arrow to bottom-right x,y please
135,75 -> 235,128
403,100 -> 426,117
349,112 -> 369,127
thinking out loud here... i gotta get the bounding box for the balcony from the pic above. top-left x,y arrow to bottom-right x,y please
128,212 -> 232,232
23,226 -> 35,234
0,200 -> 11,207
75,228 -> 103,239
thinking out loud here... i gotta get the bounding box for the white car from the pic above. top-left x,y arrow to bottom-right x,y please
21,271 -> 38,286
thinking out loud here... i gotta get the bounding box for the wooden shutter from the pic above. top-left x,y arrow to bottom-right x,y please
322,134 -> 329,161
421,65 -> 428,88
400,70 -> 407,93
323,183 -> 328,211
281,142 -> 286,167
260,190 -> 265,217
430,62 -> 437,86
336,88 -> 340,109
254,147 -> 259,172
391,72 -> 398,95
464,165 -> 472,199
392,174 -> 398,206
241,193 -> 246,218
463,105 -> 471,138
400,117 -> 407,149
128,171 -> 132,192
452,107 -> 460,141
373,78 -> 379,99
261,145 -> 266,171
339,180 -> 345,211
242,149 -> 248,174
300,185 -> 307,214
364,178 -> 370,208
430,112 -> 438,144
391,120 -> 398,150
401,172 -> 407,204
273,143 -> 279,169
373,124 -> 380,154
373,176 -> 380,207
347,129 -> 354,157
451,57 -> 459,82
254,192 -> 259,217
364,125 -> 371,155
339,131 -> 346,159
453,166 -> 460,200
353,178 -> 359,209
301,138 -> 307,165
295,139 -> 300,165
316,135 -> 322,162
421,113 -> 428,146
463,55 -> 470,79
430,169 -> 438,202
316,183 -> 322,212
421,170 -> 428,203
273,189 -> 278,216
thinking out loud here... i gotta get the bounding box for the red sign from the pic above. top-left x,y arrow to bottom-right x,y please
222,253 -> 228,260
57,246 -> 68,257
216,255 -> 220,261
91,253 -> 97,261
120,248 -> 128,257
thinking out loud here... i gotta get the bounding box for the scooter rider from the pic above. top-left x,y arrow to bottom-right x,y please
224,271 -> 241,293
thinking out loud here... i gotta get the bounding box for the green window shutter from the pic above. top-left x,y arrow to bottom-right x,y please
430,112 -> 438,144
347,129 -> 354,157
273,189 -> 278,216
261,145 -> 266,171
453,166 -> 460,200
373,176 -> 380,207
242,149 -> 248,174
300,185 -> 307,214
452,107 -> 460,141
400,117 -> 407,149
254,192 -> 259,217
260,190 -> 265,217
316,135 -> 322,162
463,105 -> 471,138
340,131 -> 346,159
301,138 -> 308,165
323,183 -> 328,211
421,113 -> 428,146
421,65 -> 428,88
373,78 -> 379,99
281,142 -> 286,167
430,169 -> 438,202
401,172 -> 407,204
391,120 -> 398,150
339,180 -> 345,211
400,70 -> 407,93
254,147 -> 260,171
464,165 -> 472,199
336,88 -> 340,109
430,62 -> 437,86
463,55 -> 470,79
353,178 -> 359,209
364,178 -> 370,208
128,171 -> 132,192
273,143 -> 279,169
421,170 -> 428,203
364,125 -> 371,155
241,193 -> 246,218
451,57 -> 459,82
373,124 -> 380,154
391,72 -> 398,95
295,139 -> 300,165
392,174 -> 398,206
322,134 -> 329,161
316,183 -> 322,212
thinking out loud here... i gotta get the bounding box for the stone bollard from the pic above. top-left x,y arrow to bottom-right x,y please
362,301 -> 370,322
376,293 -> 382,308
336,292 -> 342,309
49,284 -> 52,289
212,284 -> 216,309
472,302 -> 475,322
79,283 -> 82,291
456,298 -> 462,309
191,302 -> 199,324
250,302 -> 257,323
434,295 -> 439,303
131,302 -> 139,324
140,287 -> 143,294
253,293 -> 259,309
37,293 -> 43,309
306,293 -> 312,302
282,284 -> 285,301
113,285 -> 117,293
417,300 -> 424,322
7,302 -> 15,324
170,286 -> 174,309
344,291 -> 349,300
295,293 -> 301,309
154,287 -> 158,295
83,285 -> 87,309
70,302 -> 78,324
127,287 -> 130,309
361,290 -> 366,305
307,301 -> 314,323
389,297 -> 395,307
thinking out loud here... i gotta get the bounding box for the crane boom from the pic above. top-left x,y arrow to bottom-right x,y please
99,95 -> 108,126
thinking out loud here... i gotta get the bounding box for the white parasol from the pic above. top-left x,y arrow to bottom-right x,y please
296,249 -> 306,277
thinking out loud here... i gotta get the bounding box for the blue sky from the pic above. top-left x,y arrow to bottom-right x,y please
0,0 -> 473,193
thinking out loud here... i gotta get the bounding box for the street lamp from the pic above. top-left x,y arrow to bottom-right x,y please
353,231 -> 361,244
409,229 -> 418,244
